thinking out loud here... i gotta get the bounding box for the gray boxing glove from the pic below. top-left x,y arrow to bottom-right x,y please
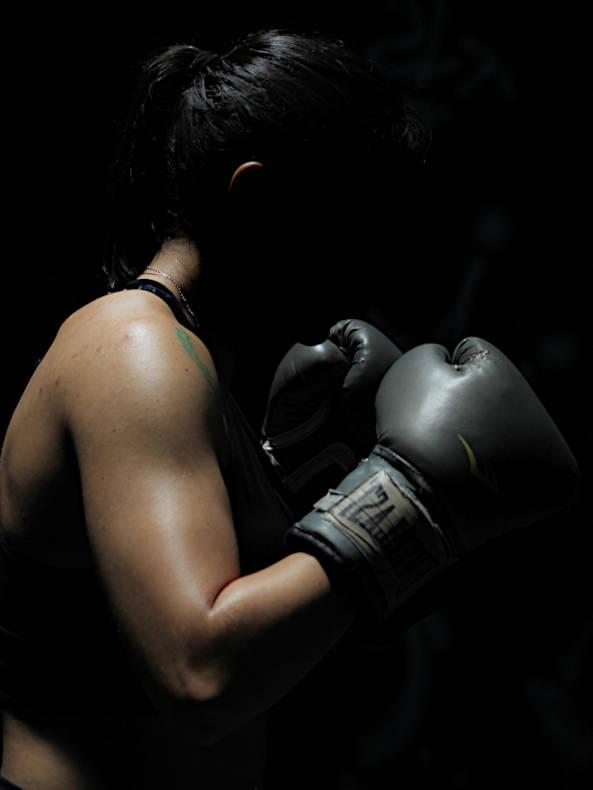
261,319 -> 402,515
287,337 -> 580,619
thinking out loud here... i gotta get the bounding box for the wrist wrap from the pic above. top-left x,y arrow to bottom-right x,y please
286,450 -> 454,619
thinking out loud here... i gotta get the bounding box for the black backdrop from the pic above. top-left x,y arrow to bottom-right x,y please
1,2 -> 589,787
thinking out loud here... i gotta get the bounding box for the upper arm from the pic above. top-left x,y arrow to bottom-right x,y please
65,316 -> 238,705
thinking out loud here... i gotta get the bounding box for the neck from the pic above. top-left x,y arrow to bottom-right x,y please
140,238 -> 237,382
142,237 -> 202,296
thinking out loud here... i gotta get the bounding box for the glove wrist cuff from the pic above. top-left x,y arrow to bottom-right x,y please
286,451 -> 453,619
262,426 -> 358,517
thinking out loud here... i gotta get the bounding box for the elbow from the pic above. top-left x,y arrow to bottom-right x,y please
143,602 -> 251,745
155,661 -> 238,746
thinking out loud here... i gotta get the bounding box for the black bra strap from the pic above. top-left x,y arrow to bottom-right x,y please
123,279 -> 192,330
121,279 -> 221,370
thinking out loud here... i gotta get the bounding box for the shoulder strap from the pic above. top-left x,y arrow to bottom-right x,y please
123,279 -> 192,330
122,277 -> 222,383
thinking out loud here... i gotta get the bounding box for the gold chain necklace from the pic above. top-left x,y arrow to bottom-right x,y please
145,266 -> 198,329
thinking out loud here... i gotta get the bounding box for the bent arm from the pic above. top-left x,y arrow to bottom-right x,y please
66,316 -> 356,743
183,552 -> 356,742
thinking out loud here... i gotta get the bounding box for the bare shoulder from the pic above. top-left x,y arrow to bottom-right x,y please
55,290 -> 217,392
49,290 -> 223,453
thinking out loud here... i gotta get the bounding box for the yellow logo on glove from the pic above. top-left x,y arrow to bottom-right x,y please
457,434 -> 499,493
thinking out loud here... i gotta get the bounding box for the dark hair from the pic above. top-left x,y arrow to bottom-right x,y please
103,29 -> 428,289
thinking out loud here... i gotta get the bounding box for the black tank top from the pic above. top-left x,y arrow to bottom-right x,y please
0,280 -> 292,717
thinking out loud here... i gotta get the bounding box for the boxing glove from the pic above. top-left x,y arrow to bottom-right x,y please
261,319 -> 402,514
286,337 -> 580,619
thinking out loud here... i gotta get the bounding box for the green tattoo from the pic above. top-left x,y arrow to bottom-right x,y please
175,326 -> 219,395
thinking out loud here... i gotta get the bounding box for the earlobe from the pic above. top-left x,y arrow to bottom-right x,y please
228,161 -> 264,192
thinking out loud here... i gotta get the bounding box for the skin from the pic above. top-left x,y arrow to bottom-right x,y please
0,162 -> 359,789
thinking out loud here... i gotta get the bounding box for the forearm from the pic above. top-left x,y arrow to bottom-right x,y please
182,552 -> 357,742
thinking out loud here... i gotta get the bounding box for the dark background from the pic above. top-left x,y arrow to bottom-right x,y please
2,1 -> 589,787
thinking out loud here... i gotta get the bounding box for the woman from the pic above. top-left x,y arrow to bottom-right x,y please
0,29 -> 425,788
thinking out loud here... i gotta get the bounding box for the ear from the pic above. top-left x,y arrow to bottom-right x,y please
228,161 -> 264,192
